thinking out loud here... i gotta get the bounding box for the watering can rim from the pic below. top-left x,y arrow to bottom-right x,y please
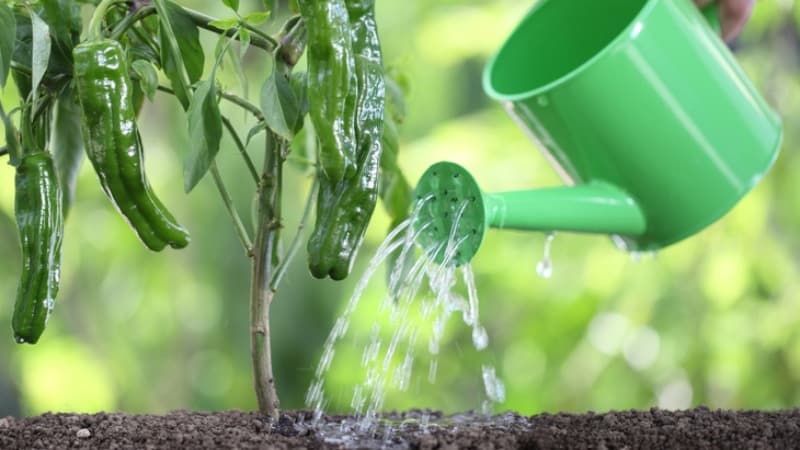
482,0 -> 683,103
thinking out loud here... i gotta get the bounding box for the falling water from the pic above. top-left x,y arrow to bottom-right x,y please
536,232 -> 555,278
305,196 -> 505,435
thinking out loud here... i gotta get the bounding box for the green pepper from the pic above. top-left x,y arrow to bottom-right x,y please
12,152 -> 64,344
307,0 -> 385,280
73,39 -> 190,251
297,0 -> 357,183
307,142 -> 382,280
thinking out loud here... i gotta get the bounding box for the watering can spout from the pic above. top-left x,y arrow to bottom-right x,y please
411,162 -> 646,266
485,183 -> 646,236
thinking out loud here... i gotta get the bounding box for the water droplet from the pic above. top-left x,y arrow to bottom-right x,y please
536,233 -> 556,278
536,258 -> 552,279
14,336 -> 25,344
428,337 -> 439,355
472,325 -> 489,350
481,365 -> 506,403
428,358 -> 438,384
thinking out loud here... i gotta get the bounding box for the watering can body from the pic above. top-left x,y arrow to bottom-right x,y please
414,0 -> 782,264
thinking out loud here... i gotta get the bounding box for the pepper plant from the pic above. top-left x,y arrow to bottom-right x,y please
0,0 -> 411,418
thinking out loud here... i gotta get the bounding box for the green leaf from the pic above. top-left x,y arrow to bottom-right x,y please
213,33 -> 228,65
184,79 -> 223,192
224,39 -> 247,100
40,0 -> 80,49
164,0 -> 204,83
243,11 -> 270,26
131,60 -> 159,101
222,0 -> 239,12
385,74 -> 407,124
260,65 -> 299,141
49,86 -> 84,216
30,11 -> 51,103
239,27 -> 250,58
290,71 -> 308,132
379,113 -> 411,223
263,0 -> 275,14
208,17 -> 239,30
155,0 -> 196,109
0,4 -> 15,89
246,122 -> 267,146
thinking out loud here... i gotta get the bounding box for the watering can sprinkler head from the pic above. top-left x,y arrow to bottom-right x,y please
412,162 -> 488,267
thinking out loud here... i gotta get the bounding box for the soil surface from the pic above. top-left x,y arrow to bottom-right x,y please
1,407 -> 799,449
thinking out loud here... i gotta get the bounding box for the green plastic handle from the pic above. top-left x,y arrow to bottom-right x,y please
701,1 -> 722,35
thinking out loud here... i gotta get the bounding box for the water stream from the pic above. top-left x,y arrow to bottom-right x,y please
304,197 -> 506,435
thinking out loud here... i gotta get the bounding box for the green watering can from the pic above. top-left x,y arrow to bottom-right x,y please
412,0 -> 783,266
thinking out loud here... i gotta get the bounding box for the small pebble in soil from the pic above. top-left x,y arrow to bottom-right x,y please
76,428 -> 91,439
0,417 -> 10,428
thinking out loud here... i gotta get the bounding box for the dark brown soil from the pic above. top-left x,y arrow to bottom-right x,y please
1,407 -> 799,449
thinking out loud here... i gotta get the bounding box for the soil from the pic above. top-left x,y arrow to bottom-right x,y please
1,407 -> 799,449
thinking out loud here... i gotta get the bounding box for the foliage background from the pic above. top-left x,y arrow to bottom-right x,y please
1,0 -> 800,416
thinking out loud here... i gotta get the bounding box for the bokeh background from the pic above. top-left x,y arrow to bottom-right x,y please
2,0 -> 800,417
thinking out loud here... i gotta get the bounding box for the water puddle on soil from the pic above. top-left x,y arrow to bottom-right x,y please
304,198 -> 506,441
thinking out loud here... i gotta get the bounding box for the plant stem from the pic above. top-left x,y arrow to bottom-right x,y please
271,177 -> 318,290
210,162 -> 253,256
0,102 -> 21,163
219,91 -> 265,121
153,84 -> 264,121
88,0 -> 118,40
221,116 -> 260,184
109,4 -> 156,40
181,7 -> 278,52
250,130 -> 283,418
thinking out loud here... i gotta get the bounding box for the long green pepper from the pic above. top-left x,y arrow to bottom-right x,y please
307,0 -> 385,280
13,152 -> 64,344
73,39 -> 190,251
298,0 -> 358,183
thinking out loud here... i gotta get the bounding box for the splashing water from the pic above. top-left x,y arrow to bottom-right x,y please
305,197 -> 505,433
481,365 -> 506,415
536,232 -> 555,278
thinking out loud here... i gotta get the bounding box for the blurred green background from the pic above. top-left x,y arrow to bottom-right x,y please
2,0 -> 800,417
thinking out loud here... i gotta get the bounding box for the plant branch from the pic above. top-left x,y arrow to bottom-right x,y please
154,84 -> 264,121
181,7 -> 278,52
88,0 -> 118,40
219,91 -> 264,121
10,61 -> 31,76
210,162 -> 254,256
250,130 -> 283,419
109,4 -> 156,40
0,102 -> 21,164
222,116 -> 260,184
270,176 -> 317,290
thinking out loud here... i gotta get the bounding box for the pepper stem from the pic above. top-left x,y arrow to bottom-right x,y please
87,0 -> 118,41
